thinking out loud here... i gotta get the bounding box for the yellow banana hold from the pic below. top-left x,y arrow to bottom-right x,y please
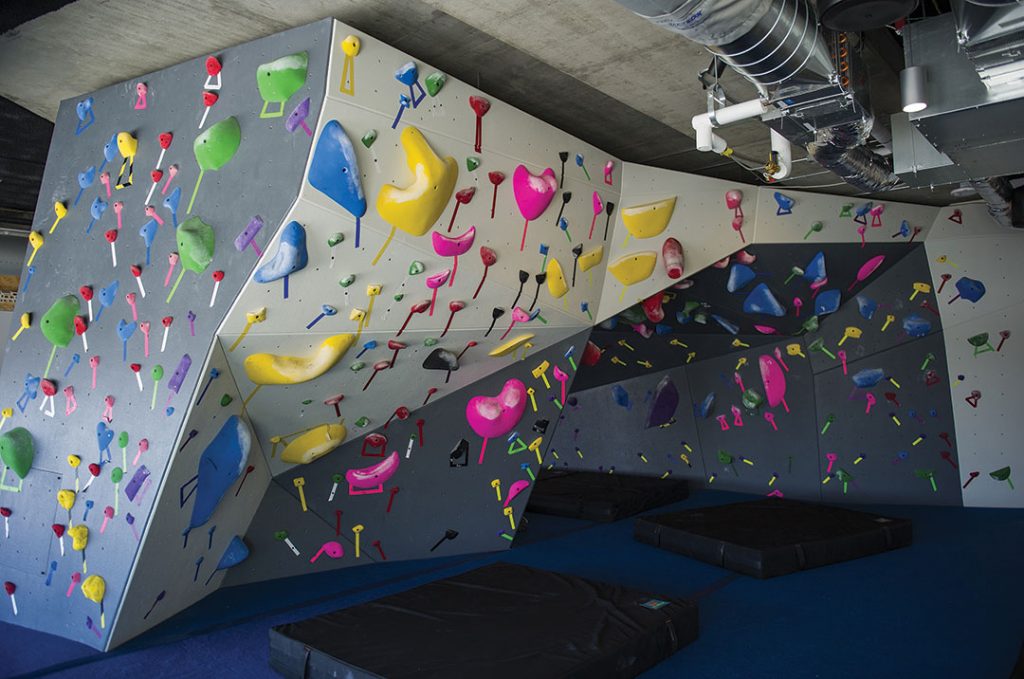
244,334 -> 354,385
489,334 -> 535,357
280,422 -> 347,464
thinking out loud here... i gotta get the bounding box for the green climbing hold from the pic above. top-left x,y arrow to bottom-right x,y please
800,315 -> 820,334
350,361 -> 365,372
619,305 -> 646,325
111,467 -> 123,484
393,293 -> 405,302
117,432 -> 129,448
177,217 -> 215,273
195,117 -> 241,172
716,450 -> 733,464
220,394 -> 234,407
425,72 -> 447,96
466,157 -> 480,172
361,130 -> 378,148
408,261 -> 425,275
256,52 -> 308,118
273,530 -> 289,541
990,466 -> 1014,489
741,388 -> 764,410
0,427 -> 34,479
424,338 -> 438,346
301,399 -> 313,405
328,233 -> 344,247
354,416 -> 370,428
40,294 -> 80,348
339,274 -> 356,288
151,365 -> 164,381
331,473 -> 344,484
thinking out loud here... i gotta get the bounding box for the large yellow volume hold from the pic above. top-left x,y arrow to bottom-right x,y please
376,127 -> 458,238
608,252 -> 657,286
244,335 -> 354,385
621,197 -> 676,239
280,423 -> 347,464
546,258 -> 568,299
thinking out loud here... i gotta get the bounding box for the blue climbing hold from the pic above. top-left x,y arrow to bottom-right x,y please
216,535 -> 250,570
611,385 -> 631,410
902,314 -> 931,337
712,314 -> 740,334
952,276 -> 986,303
185,416 -> 251,539
727,264 -> 756,292
394,62 -> 418,86
163,186 -> 181,227
254,221 -> 308,283
774,191 -> 794,215
307,120 -> 367,220
857,295 -> 877,320
743,283 -> 786,317
698,391 -> 715,419
96,421 -> 114,458
804,251 -> 826,282
814,289 -> 842,316
851,368 -> 884,388
655,323 -> 672,335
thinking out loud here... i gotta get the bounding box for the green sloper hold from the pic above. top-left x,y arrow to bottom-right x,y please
177,217 -> 215,273
0,427 -> 35,479
256,52 -> 308,108
425,73 -> 446,96
195,118 -> 241,172
40,294 -> 80,348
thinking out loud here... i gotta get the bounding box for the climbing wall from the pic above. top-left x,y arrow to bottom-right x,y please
199,20 -> 617,588
0,21 -> 332,649
3,14 -> 1020,655
548,172 -> 991,506
926,204 -> 1024,507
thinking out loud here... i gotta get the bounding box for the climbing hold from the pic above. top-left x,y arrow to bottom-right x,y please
176,217 -> 215,273
620,197 -> 676,240
280,423 -> 347,464
645,375 -> 679,428
308,120 -> 367,236
727,264 -> 756,292
743,283 -> 786,317
254,221 -> 308,283
256,52 -> 308,118
185,416 -> 251,539
0,428 -> 35,479
546,258 -> 568,298
376,126 -> 458,242
609,252 -> 657,288
425,72 -> 447,96
40,295 -> 80,348
244,334 -> 354,385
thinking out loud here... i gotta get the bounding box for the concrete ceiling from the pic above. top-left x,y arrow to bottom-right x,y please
0,0 -> 954,213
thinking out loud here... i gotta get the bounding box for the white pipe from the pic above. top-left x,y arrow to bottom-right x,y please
691,98 -> 768,153
770,128 -> 791,180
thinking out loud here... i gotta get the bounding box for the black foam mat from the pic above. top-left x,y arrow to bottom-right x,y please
634,498 -> 912,578
269,562 -> 698,679
526,470 -> 689,522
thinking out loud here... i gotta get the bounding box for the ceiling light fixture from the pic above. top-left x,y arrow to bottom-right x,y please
901,65 -> 928,113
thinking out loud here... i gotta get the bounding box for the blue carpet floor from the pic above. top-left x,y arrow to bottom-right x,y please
2,490 -> 1022,678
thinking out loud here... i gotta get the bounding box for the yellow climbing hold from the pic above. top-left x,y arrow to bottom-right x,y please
609,252 -> 657,286
376,126 -> 458,239
280,422 -> 348,464
620,197 -> 676,240
546,258 -> 568,299
489,334 -> 535,357
81,574 -> 105,603
244,334 -> 354,385
578,245 -> 604,272
57,489 -> 76,512
69,524 -> 89,551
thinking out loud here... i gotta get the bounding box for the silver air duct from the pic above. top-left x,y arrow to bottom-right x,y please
615,0 -> 900,192
969,177 -> 1018,229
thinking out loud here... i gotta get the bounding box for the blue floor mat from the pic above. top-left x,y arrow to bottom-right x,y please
3,490 -> 1022,678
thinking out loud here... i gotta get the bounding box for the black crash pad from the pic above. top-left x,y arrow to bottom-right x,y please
526,470 -> 689,522
269,562 -> 698,679
634,498 -> 912,578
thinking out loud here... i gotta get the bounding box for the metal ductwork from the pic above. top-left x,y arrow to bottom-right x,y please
970,177 -> 1021,229
614,0 -> 900,193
